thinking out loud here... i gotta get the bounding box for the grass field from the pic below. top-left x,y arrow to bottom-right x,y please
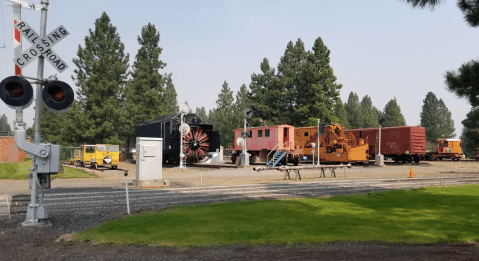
0,161 -> 97,179
75,185 -> 479,247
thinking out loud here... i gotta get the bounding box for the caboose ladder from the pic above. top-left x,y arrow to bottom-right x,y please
267,151 -> 287,167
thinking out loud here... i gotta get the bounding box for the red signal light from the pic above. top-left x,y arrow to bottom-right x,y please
5,81 -> 24,99
47,86 -> 66,103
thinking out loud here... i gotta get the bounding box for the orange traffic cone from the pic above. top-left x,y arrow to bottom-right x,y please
409,167 -> 414,178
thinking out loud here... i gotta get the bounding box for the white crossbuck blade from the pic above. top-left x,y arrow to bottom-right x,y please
12,19 -> 69,73
7,0 -> 42,11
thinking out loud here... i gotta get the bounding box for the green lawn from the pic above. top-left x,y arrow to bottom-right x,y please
0,161 -> 97,179
75,185 -> 479,247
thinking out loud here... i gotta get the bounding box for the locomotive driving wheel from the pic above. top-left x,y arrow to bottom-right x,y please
183,128 -> 210,163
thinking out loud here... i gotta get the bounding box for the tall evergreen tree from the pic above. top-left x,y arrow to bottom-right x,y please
248,58 -> 283,126
0,114 -> 11,134
461,108 -> 479,157
210,81 -> 236,147
437,99 -> 455,137
195,107 -> 208,123
420,92 -> 455,142
234,84 -> 251,128
420,92 -> 441,143
334,100 -> 350,129
359,95 -> 380,128
276,37 -> 341,126
72,12 -> 129,145
382,97 -> 406,127
163,73 -> 178,114
125,23 -> 167,145
344,92 -> 361,129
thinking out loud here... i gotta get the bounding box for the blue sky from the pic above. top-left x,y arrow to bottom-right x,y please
0,0 -> 477,137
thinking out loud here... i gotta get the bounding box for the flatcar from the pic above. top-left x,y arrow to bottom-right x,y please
136,113 -> 221,163
344,126 -> 426,163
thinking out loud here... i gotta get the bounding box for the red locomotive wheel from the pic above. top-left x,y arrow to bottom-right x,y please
183,128 -> 210,162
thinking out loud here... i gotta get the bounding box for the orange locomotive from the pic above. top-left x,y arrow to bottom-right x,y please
426,138 -> 463,160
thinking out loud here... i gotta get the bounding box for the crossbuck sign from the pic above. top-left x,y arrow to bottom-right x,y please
13,18 -> 69,73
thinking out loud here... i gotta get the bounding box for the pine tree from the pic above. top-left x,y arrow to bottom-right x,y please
461,107 -> 479,158
210,81 -> 236,147
234,84 -> 250,128
437,99 -> 455,137
125,23 -> 168,145
344,92 -> 361,129
248,58 -> 283,126
195,107 -> 208,123
382,97 -> 406,127
163,73 -> 178,114
359,95 -> 380,128
72,12 -> 129,145
420,92 -> 455,143
0,114 -> 11,134
334,100 -> 350,129
445,59 -> 479,106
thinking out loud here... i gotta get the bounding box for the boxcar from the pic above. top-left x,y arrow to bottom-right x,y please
232,124 -> 297,164
344,126 -> 426,163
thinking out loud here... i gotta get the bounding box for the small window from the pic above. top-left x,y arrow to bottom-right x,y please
85,146 -> 95,153
444,141 -> 448,147
304,132 -> 309,137
96,145 -> 107,152
107,145 -> 119,152
258,130 -> 263,137
241,131 -> 252,138
265,129 -> 270,137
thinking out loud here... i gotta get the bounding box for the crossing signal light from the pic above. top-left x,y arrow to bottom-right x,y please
319,121 -> 327,135
42,80 -> 74,113
0,76 -> 34,109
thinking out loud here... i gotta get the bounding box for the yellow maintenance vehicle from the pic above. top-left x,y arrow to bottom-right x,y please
72,144 -> 120,169
426,139 -> 463,161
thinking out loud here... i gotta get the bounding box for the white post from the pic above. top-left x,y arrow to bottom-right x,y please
317,119 -> 320,166
179,113 -> 184,169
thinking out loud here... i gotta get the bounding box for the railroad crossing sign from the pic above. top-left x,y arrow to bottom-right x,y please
13,18 -> 69,73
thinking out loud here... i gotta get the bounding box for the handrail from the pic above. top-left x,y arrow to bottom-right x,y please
267,141 -> 288,164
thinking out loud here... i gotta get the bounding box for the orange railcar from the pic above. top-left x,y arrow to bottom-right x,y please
426,139 -> 462,160
295,124 -> 369,163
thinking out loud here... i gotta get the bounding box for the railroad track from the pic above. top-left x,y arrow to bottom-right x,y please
8,176 -> 479,215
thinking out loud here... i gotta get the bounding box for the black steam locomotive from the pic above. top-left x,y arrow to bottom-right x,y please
136,113 -> 220,163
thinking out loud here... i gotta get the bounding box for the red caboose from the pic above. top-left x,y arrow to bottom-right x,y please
232,124 -> 297,164
344,126 -> 426,163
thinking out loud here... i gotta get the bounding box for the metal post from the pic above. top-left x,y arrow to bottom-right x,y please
243,118 -> 247,155
317,119 -> 320,166
124,170 -> 130,215
23,0 -> 49,227
378,125 -> 381,155
179,113 -> 183,169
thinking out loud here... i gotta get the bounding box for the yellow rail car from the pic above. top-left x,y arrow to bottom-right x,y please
295,124 -> 369,163
74,144 -> 120,169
